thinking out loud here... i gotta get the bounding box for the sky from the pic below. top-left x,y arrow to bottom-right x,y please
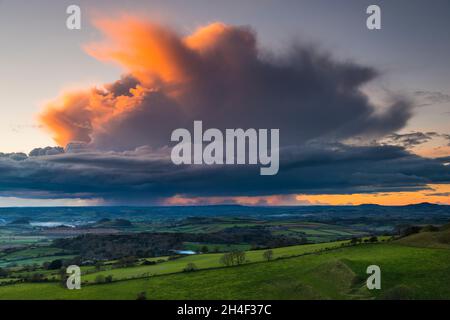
0,0 -> 449,206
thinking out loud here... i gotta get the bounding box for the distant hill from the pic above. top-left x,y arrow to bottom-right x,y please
94,218 -> 133,228
403,202 -> 443,209
396,226 -> 450,249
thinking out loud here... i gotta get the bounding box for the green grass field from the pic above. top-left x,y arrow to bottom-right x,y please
0,234 -> 448,300
80,240 -> 350,283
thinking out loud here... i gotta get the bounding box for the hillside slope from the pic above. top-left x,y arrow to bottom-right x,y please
396,227 -> 450,249
1,242 -> 449,300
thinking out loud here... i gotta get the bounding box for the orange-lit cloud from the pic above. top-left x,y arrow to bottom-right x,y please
414,145 -> 450,158
39,83 -> 149,146
39,17 -> 254,147
85,17 -> 192,85
39,15 -> 411,150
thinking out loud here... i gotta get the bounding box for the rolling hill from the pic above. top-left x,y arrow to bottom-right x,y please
0,231 -> 449,300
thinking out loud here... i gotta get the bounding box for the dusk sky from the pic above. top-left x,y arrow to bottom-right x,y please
0,0 -> 449,206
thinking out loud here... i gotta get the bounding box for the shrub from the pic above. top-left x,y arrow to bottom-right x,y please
136,291 -> 147,300
379,285 -> 414,300
421,225 -> 439,232
95,275 -> 105,284
46,259 -> 63,270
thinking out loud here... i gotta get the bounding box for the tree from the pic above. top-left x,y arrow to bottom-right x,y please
28,273 -> 45,282
200,245 -> 209,253
105,275 -> 113,283
350,237 -> 362,245
183,263 -> 198,272
234,251 -> 246,265
220,253 -> 234,266
369,236 -> 378,243
220,251 -> 246,266
59,267 -> 68,287
0,267 -> 9,277
94,261 -> 103,271
263,250 -> 274,261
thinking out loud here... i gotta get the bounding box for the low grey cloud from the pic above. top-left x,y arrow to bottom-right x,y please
380,131 -> 450,148
426,192 -> 450,197
29,146 -> 64,157
0,143 -> 449,204
415,90 -> 450,107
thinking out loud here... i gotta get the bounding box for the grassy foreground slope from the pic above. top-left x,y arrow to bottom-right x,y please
1,242 -> 449,300
82,240 -> 350,283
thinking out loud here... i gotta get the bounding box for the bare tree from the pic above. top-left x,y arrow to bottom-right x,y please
263,249 -> 274,261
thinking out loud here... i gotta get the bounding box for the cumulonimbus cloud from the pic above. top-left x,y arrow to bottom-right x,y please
39,16 -> 412,151
4,16 -> 442,204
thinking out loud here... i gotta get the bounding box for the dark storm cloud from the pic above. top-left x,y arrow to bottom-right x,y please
8,18 -> 440,203
40,19 -> 413,151
0,144 -> 449,203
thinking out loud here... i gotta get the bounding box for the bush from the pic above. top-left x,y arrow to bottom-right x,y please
118,256 -> 138,267
136,291 -> 147,300
396,225 -> 421,237
95,275 -> 106,284
28,273 -> 46,283
46,259 -> 63,270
